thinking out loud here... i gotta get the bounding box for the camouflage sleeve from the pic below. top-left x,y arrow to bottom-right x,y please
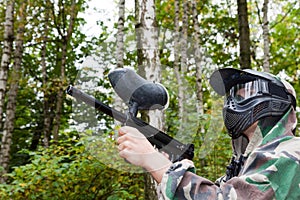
157,159 -> 224,200
156,159 -> 275,200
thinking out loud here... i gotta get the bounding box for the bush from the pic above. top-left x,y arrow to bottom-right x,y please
0,138 -> 145,200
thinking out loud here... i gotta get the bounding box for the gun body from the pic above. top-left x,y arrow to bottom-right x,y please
66,86 -> 194,162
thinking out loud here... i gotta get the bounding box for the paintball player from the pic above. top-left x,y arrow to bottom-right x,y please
116,68 -> 299,199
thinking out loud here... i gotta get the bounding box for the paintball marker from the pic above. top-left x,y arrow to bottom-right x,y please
66,68 -> 194,162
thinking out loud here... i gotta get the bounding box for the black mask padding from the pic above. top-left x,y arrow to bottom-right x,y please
268,82 -> 288,99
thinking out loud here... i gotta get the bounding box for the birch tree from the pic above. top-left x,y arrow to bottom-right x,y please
0,0 -> 27,183
113,0 -> 126,116
191,0 -> 204,115
117,0 -> 125,69
174,0 -> 190,132
262,0 -> 270,72
174,0 -> 201,132
135,0 -> 162,198
174,0 -> 183,122
0,0 -> 15,130
180,1 -> 188,77
135,0 -> 163,130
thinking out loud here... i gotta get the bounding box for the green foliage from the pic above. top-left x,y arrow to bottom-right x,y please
269,1 -> 300,131
0,137 -> 145,200
270,2 -> 300,73
195,130 -> 232,181
1,0 -> 299,197
191,102 -> 232,181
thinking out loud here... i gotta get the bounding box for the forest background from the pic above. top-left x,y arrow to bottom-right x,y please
0,0 -> 299,199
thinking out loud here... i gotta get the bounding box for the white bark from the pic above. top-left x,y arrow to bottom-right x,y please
135,0 -> 162,198
116,0 -> 125,68
0,0 -> 26,183
192,0 -> 204,115
113,0 -> 126,121
0,0 -> 15,129
174,0 -> 183,125
174,0 -> 189,131
135,0 -> 163,130
262,0 -> 270,72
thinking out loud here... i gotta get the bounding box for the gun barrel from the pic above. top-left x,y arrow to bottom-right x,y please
66,85 -> 194,162
66,85 -> 126,123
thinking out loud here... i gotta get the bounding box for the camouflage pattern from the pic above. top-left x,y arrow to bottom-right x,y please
157,108 -> 299,199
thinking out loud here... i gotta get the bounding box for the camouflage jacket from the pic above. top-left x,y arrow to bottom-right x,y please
157,108 -> 300,200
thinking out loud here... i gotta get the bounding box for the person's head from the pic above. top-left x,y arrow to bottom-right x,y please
209,68 -> 297,139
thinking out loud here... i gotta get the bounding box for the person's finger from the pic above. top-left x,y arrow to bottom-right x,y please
119,126 -> 144,138
116,134 -> 126,145
118,143 -> 124,151
119,148 -> 130,159
117,140 -> 131,151
161,151 -> 170,159
118,126 -> 129,136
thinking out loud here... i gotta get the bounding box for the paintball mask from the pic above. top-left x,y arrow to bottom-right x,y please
209,68 -> 296,139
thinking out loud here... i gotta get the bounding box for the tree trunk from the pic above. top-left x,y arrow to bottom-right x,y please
191,0 -> 204,115
180,1 -> 188,75
174,0 -> 183,128
237,0 -> 251,69
262,0 -> 270,72
135,0 -> 162,198
0,0 -> 15,130
174,0 -> 190,131
52,0 -> 78,142
0,1 -> 26,183
113,0 -> 126,123
135,0 -> 163,130
42,1 -> 51,147
116,0 -> 125,69
191,0 -> 205,148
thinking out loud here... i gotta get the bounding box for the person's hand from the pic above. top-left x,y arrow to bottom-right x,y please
117,126 -> 172,183
117,126 -> 157,167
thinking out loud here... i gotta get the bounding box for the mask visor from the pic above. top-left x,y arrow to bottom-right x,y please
227,80 -> 269,103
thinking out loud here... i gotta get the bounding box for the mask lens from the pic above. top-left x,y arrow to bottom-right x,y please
228,80 -> 260,103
